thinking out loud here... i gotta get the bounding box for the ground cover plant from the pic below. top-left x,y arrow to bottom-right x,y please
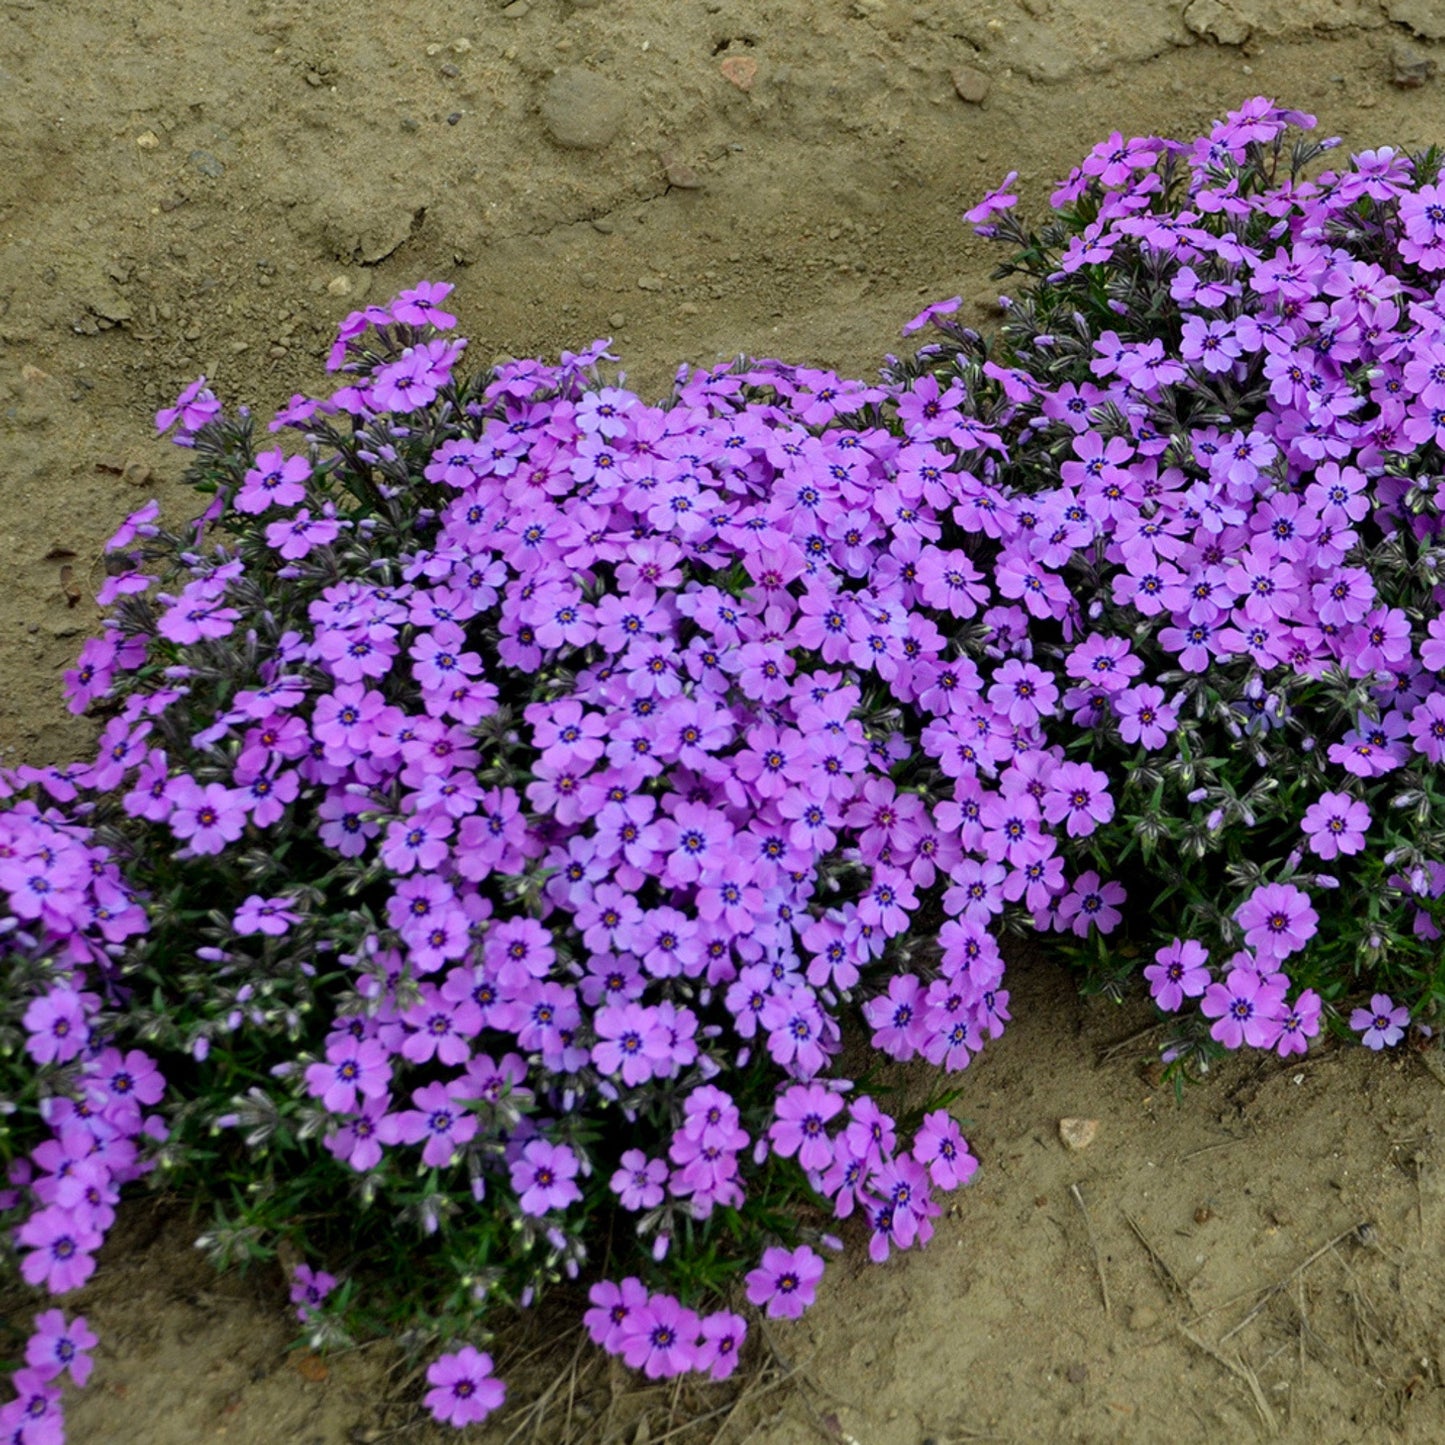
4,98 -> 1445,1438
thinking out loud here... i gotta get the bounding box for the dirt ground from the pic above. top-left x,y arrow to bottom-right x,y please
4,1 -> 1445,1441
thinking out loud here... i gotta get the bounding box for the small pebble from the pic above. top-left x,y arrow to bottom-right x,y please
1129,1305 -> 1158,1332
659,150 -> 703,189
720,55 -> 758,91
951,65 -> 991,104
1058,1117 -> 1098,1151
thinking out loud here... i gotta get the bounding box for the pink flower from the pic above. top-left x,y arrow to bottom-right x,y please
1234,882 -> 1318,963
911,1109 -> 978,1192
1144,938 -> 1210,1012
235,450 -> 310,513
609,1150 -> 667,1212
233,893 -> 301,936
1201,967 -> 1287,1050
583,1277 -> 650,1351
165,778 -> 247,855
289,1263 -> 338,1322
619,1294 -> 701,1378
695,1310 -> 748,1380
1350,993 -> 1409,1050
17,1208 -> 101,1293
1275,989 -> 1322,1057
745,1245 -> 825,1320
509,1139 -> 582,1216
769,1083 -> 844,1173
1300,791 -> 1370,860
26,1310 -> 98,1387
424,1345 -> 505,1427
1056,870 -> 1126,937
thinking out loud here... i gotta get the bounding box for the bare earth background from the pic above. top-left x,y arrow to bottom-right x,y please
5,1 -> 1445,1441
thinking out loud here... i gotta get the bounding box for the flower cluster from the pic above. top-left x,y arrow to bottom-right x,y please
0,797 -> 164,1442
5,103 -> 1445,1436
897,100 -> 1445,1070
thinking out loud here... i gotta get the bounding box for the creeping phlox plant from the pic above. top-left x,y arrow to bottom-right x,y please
4,98 -> 1445,1437
914,97 -> 1445,1068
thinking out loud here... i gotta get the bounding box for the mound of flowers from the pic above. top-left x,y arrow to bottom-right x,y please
4,98 -> 1445,1438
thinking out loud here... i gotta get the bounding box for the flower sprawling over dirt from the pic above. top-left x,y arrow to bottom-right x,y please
6,101 -> 1445,1435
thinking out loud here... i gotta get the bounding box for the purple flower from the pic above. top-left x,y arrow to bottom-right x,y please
1056,870 -> 1126,937
695,1310 -> 747,1381
592,1002 -> 673,1086
165,778 -> 247,855
22,989 -> 90,1066
1144,938 -> 1210,1012
304,1038 -> 391,1114
609,1150 -> 667,1212
1350,993 -> 1409,1050
987,658 -> 1059,727
26,1310 -> 98,1387
1275,989 -> 1323,1058
1234,882 -> 1318,963
744,1244 -> 825,1320
769,1083 -> 844,1173
392,279 -> 458,329
376,1081 -> 478,1169
1201,967 -> 1287,1050
862,973 -> 925,1062
0,1368 -> 62,1444
290,1263 -> 338,1322
619,1293 -> 701,1379
509,1138 -> 582,1216
584,1277 -> 649,1351
911,1109 -> 977,1192
1300,792 -> 1369,860
233,893 -> 302,936
963,171 -> 1019,229
760,985 -> 830,1079
424,1345 -> 506,1428
1114,683 -> 1178,750
155,375 -> 221,437
17,1208 -> 101,1293
901,295 -> 962,336
1408,693 -> 1445,764
235,450 -> 310,514
1041,762 -> 1114,838
324,1095 -> 390,1174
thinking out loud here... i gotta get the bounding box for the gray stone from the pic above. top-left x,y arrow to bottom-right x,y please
540,68 -> 625,151
1391,39 -> 1437,88
951,65 -> 991,104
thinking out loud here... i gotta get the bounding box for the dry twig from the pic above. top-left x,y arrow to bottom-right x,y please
1217,1221 -> 1370,1344
1121,1209 -> 1189,1301
1069,1182 -> 1111,1317
1177,1326 -> 1278,1437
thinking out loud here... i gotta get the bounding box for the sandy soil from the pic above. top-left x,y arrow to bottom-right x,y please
4,1 -> 1445,1441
